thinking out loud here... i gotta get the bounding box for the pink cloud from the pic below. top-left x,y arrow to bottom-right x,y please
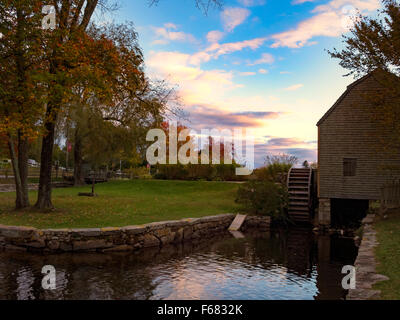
184,105 -> 281,130
221,7 -> 251,32
204,37 -> 268,59
247,53 -> 275,65
152,24 -> 196,45
292,0 -> 316,4
206,30 -> 225,43
271,0 -> 380,48
238,71 -> 257,76
238,0 -> 266,7
284,84 -> 304,91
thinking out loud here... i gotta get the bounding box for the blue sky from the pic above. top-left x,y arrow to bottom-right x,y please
100,0 -> 382,167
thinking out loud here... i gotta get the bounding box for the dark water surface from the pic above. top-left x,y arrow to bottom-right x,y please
0,228 -> 358,300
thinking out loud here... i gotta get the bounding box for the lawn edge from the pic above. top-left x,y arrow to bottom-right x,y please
347,214 -> 390,300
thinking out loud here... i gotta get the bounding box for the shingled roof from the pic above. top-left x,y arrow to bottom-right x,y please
316,73 -> 373,127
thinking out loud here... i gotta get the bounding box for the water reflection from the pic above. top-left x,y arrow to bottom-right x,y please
0,228 -> 357,300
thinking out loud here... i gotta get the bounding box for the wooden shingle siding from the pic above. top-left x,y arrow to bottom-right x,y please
318,74 -> 400,200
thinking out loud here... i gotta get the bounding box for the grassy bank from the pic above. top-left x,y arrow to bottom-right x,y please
0,180 -> 240,229
373,209 -> 400,300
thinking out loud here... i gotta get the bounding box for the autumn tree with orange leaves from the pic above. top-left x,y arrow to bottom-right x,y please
36,0 -> 223,209
0,0 -> 49,208
1,0 -> 223,211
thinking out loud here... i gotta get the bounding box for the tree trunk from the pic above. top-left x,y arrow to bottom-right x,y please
73,130 -> 85,186
35,0 -> 99,209
7,135 -> 24,209
12,7 -> 30,209
17,132 -> 30,208
35,108 -> 56,210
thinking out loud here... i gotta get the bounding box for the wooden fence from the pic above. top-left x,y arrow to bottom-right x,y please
381,180 -> 400,210
0,167 -> 70,180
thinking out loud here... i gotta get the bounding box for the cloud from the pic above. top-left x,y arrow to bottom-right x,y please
258,68 -> 268,74
267,137 -> 310,147
189,51 -> 212,65
292,0 -> 316,4
313,0 -> 380,13
270,0 -> 381,48
206,30 -> 225,43
163,22 -> 178,29
185,105 -> 281,130
238,71 -> 257,76
221,7 -> 251,32
238,0 -> 266,6
233,111 -> 280,118
284,148 -> 317,161
284,84 -> 304,91
253,137 -> 317,167
147,51 -> 239,107
185,37 -> 268,67
280,71 -> 291,74
152,23 -> 196,45
204,37 -> 268,61
147,50 -> 280,113
247,53 -> 275,65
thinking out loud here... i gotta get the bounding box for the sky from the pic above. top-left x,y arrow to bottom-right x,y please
99,0 -> 382,168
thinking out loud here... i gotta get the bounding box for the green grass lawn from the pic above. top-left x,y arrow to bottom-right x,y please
0,180 -> 240,229
373,209 -> 400,300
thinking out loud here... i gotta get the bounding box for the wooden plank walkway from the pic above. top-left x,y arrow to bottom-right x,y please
228,214 -> 247,231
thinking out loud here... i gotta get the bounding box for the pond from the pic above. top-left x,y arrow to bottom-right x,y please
0,228 -> 358,300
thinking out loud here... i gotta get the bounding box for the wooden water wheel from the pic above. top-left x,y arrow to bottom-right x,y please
287,167 -> 312,223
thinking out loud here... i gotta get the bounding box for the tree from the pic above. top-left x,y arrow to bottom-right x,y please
35,0 -> 122,209
0,0 -> 48,208
265,154 -> 298,167
1,0 -> 222,210
35,0 -> 223,209
61,23 -> 168,185
328,0 -> 400,154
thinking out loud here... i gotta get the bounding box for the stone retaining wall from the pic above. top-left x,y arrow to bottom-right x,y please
0,214 -> 271,253
347,214 -> 389,300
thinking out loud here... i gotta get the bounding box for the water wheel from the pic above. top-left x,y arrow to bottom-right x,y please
287,167 -> 312,223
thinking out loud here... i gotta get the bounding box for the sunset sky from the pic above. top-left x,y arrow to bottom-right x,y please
105,0 -> 382,167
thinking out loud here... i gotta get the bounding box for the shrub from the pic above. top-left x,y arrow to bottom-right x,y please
127,166 -> 151,179
157,164 -> 188,180
253,162 -> 292,184
215,164 -> 238,181
154,163 -> 246,181
186,164 -> 216,180
235,180 -> 289,221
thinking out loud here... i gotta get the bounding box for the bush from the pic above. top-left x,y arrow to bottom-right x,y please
159,164 -> 189,180
127,167 -> 152,179
154,163 -> 246,181
251,153 -> 297,184
253,163 -> 291,184
215,164 -> 242,181
235,180 -> 289,221
186,164 -> 216,180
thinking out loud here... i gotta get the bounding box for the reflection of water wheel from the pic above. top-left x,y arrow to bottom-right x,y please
287,168 -> 312,223
286,228 -> 315,277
